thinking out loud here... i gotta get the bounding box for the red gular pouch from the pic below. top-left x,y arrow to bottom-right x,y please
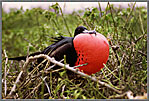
73,33 -> 109,75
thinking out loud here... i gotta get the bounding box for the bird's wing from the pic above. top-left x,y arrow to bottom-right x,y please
50,42 -> 72,60
42,36 -> 73,55
42,36 -> 77,66
49,41 -> 77,66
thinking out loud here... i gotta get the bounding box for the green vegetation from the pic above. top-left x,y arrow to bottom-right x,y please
2,2 -> 147,99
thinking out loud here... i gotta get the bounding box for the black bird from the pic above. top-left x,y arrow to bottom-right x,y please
8,26 -> 91,67
8,26 -> 109,75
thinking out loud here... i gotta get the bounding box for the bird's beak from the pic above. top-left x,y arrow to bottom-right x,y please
83,30 -> 89,33
83,30 -> 96,35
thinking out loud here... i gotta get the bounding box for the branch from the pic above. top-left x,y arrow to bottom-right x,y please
25,54 -> 122,94
7,54 -> 122,98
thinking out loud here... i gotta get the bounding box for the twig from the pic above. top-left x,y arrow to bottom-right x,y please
4,50 -> 8,96
124,2 -> 136,27
19,59 -> 47,89
104,67 -> 120,79
46,59 -> 64,71
51,68 -> 64,73
139,10 -> 145,34
134,33 -> 146,44
26,44 -> 30,60
138,50 -> 147,58
27,59 -> 47,77
108,91 -> 128,99
23,38 -> 39,50
25,76 -> 47,99
108,2 -> 118,39
98,2 -> 102,17
62,85 -> 66,99
73,63 -> 88,68
109,40 -> 120,66
41,76 -> 51,97
103,64 -> 121,82
7,71 -> 23,98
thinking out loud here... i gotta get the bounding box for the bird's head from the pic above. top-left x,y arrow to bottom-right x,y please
74,26 -> 96,37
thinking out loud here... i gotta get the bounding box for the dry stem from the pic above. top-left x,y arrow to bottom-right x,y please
4,50 -> 8,96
